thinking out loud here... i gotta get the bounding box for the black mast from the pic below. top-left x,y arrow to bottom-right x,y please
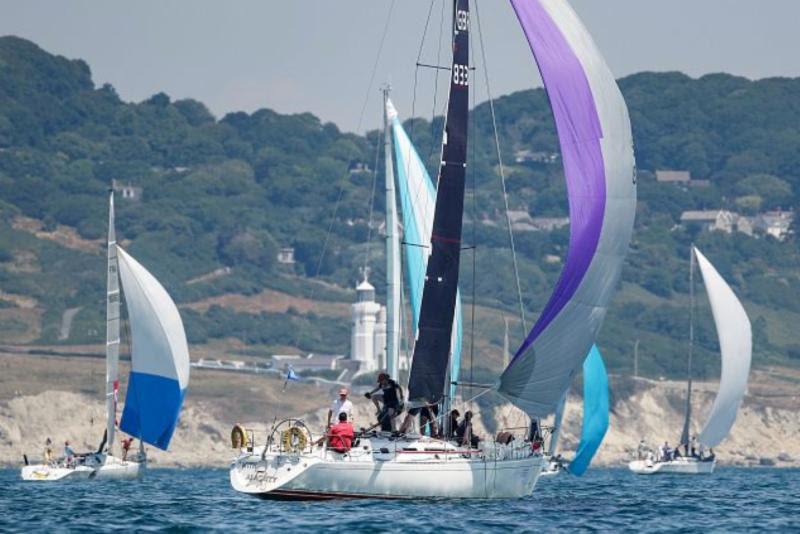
407,0 -> 470,405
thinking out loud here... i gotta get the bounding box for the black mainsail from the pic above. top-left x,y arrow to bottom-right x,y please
407,0 -> 470,405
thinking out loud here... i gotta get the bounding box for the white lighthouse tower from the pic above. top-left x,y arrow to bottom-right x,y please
350,272 -> 386,373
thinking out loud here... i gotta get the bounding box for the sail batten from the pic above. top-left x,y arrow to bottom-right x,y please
117,247 -> 190,450
499,0 -> 636,416
694,247 -> 752,448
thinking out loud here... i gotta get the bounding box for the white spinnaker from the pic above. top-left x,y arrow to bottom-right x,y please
694,247 -> 751,448
116,247 -> 190,389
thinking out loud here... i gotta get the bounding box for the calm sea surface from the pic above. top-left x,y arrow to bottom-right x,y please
1,467 -> 797,532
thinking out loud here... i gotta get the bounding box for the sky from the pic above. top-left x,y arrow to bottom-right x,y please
1,0 -> 799,133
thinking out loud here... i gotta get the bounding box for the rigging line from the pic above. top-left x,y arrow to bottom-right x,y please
354,0 -> 396,136
468,9 -> 477,411
408,0 -> 437,145
290,0 -> 396,351
407,0 -> 442,313
362,95 -> 386,273
424,0 -> 447,167
474,0 -> 527,336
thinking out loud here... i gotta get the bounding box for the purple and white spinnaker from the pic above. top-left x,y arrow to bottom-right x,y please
498,0 -> 637,416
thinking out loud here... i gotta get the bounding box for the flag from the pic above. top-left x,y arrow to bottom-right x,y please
282,365 -> 300,391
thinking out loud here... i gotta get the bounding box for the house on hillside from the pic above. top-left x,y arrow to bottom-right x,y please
514,149 -> 559,165
679,209 -> 737,233
754,210 -> 794,241
505,210 -> 569,232
655,170 -> 709,188
656,170 -> 691,184
112,179 -> 142,201
348,161 -> 372,175
530,217 -> 570,231
277,247 -> 295,265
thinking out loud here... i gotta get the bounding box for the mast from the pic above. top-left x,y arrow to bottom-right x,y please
406,0 -> 470,405
680,245 -> 695,446
105,191 -> 121,452
383,87 -> 401,380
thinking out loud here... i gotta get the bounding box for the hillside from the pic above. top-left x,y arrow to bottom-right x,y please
0,36 -> 799,381
1,351 -> 798,467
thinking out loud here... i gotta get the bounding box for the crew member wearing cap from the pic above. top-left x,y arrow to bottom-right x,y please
327,387 -> 354,429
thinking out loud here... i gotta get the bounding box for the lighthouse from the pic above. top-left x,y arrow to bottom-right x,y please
350,273 -> 387,373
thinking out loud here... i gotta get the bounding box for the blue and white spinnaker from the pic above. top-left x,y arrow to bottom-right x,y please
118,247 -> 190,450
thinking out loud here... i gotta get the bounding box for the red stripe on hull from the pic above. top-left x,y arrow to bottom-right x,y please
253,488 -> 414,501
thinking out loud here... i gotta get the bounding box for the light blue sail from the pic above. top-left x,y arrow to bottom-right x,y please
387,99 -> 462,402
568,345 -> 609,476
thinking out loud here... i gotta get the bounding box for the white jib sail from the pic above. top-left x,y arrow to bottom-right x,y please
694,247 -> 752,448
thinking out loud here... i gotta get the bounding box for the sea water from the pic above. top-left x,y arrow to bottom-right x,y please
1,467 -> 797,532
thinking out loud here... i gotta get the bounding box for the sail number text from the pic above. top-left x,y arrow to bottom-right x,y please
456,10 -> 469,31
453,64 -> 469,86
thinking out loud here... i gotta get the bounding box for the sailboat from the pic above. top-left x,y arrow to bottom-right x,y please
629,246 -> 752,475
540,345 -> 610,476
230,0 -> 635,499
21,191 -> 190,481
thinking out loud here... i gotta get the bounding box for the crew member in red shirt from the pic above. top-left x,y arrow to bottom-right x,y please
327,412 -> 355,453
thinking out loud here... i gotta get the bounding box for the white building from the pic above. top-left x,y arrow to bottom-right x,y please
680,209 -> 737,233
350,276 -> 387,373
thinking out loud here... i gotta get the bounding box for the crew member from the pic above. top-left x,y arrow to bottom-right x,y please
456,411 -> 480,448
44,438 -> 53,464
447,409 -> 461,440
121,437 -> 133,461
327,388 -> 353,428
64,441 -> 75,467
326,412 -> 355,453
399,403 -> 439,437
365,373 -> 403,431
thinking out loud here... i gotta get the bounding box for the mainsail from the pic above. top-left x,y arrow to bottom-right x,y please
387,98 -> 463,401
694,247 -> 752,447
568,345 -> 609,476
406,0 -> 470,405
499,0 -> 637,416
118,247 -> 190,450
105,192 -> 121,452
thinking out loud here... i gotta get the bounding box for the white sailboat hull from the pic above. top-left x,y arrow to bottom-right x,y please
539,455 -> 567,477
21,454 -> 144,481
628,457 -> 715,475
231,436 -> 544,499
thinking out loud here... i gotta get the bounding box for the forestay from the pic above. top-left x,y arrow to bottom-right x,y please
117,247 -> 190,450
499,0 -> 637,416
387,98 -> 463,401
694,247 -> 752,447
